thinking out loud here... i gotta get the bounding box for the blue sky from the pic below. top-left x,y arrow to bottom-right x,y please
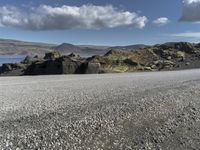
0,0 -> 200,45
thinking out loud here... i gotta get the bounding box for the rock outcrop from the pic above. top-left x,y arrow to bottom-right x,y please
25,55 -> 85,75
84,62 -> 101,74
44,52 -> 61,60
1,42 -> 200,76
0,63 -> 27,76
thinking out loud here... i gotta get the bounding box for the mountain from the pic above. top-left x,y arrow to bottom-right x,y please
78,45 -> 109,50
0,39 -> 55,56
54,43 -> 82,53
53,43 -> 109,56
43,43 -> 148,56
0,39 -> 109,56
0,38 -> 148,57
108,44 -> 148,51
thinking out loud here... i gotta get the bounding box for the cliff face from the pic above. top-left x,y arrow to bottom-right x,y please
1,42 -> 200,76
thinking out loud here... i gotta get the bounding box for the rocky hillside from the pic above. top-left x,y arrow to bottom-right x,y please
85,42 -> 200,73
1,42 -> 200,76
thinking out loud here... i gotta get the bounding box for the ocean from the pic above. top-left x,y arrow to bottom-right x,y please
0,55 -> 25,66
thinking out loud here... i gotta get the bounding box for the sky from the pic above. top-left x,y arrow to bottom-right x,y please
0,0 -> 200,46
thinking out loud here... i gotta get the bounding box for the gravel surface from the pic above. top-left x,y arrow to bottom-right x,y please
1,70 -> 200,149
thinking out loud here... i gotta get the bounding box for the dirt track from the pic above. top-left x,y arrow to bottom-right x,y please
1,70 -> 200,149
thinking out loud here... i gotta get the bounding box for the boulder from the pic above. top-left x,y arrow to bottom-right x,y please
124,59 -> 138,66
62,57 -> 83,74
44,52 -> 61,60
175,51 -> 185,61
34,55 -> 39,58
185,62 -> 190,66
1,64 -> 12,72
167,56 -> 172,60
152,60 -> 175,70
25,56 -> 85,75
84,62 -> 101,74
175,42 -> 195,54
25,59 -> 62,75
150,65 -> 157,69
15,63 -> 27,70
1,63 -> 27,74
163,60 -> 175,66
144,67 -> 152,71
154,49 -> 174,59
22,56 -> 32,64
68,53 -> 81,59
159,42 -> 195,53
22,55 -> 42,64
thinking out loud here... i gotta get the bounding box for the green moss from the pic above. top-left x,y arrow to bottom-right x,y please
104,64 -> 129,73
176,51 -> 185,58
106,55 -> 127,61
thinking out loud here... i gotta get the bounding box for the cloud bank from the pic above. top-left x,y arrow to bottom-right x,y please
180,0 -> 200,22
153,17 -> 169,26
0,5 -> 148,31
170,32 -> 200,38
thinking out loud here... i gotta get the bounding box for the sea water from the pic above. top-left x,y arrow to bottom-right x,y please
0,55 -> 25,66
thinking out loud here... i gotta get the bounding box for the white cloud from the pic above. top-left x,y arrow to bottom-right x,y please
0,5 -> 148,31
152,17 -> 169,26
169,32 -> 200,38
184,0 -> 200,4
180,0 -> 200,22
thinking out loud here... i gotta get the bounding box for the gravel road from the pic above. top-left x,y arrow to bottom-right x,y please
1,70 -> 200,149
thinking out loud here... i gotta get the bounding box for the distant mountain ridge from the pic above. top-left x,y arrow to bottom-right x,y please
54,43 -> 82,53
0,38 -> 148,56
109,44 -> 148,51
0,39 -> 55,56
53,43 -> 110,57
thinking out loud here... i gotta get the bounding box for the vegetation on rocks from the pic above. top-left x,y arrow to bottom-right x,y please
1,42 -> 200,76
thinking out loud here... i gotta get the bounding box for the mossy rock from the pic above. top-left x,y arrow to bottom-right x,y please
176,51 -> 185,60
103,64 -> 129,73
44,52 -> 61,60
